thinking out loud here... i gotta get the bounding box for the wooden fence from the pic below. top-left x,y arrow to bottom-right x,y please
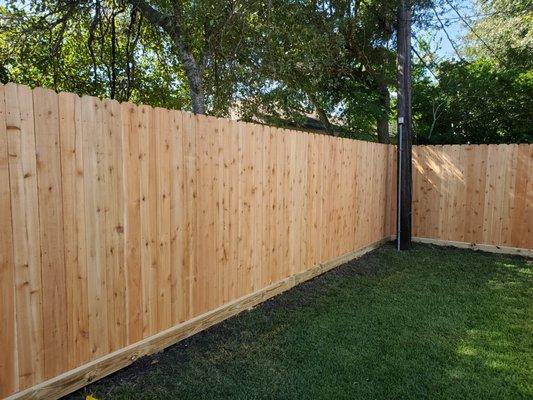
1,82 -> 531,399
412,144 -> 532,251
0,83 -> 397,398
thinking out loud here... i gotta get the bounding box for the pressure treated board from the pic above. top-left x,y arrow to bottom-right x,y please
7,238 -> 392,400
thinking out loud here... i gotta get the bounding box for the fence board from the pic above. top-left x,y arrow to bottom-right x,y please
0,84 -> 17,397
226,120 -> 241,301
511,144 -> 532,248
169,110 -> 186,324
122,101 -> 143,344
81,95 -> 109,358
59,91 -> 90,369
5,84 -> 44,387
33,87 -> 68,379
182,112 -> 197,320
142,105 -> 158,336
154,107 -> 172,331
103,99 -> 127,351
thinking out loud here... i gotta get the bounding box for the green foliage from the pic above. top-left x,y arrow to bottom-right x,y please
1,0 -> 414,140
234,0 -> 405,140
464,0 -> 533,70
413,59 -> 532,144
0,1 -> 191,107
1,0 -> 529,143
412,0 -> 533,145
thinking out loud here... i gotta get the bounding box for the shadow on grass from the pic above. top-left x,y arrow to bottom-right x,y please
69,243 -> 532,400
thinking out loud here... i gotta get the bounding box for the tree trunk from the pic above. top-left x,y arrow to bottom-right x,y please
308,92 -> 336,136
316,105 -> 335,135
178,47 -> 206,114
129,0 -> 206,114
377,81 -> 391,144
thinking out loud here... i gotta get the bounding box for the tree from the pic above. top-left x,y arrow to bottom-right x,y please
236,0 -> 402,142
411,0 -> 532,144
412,59 -> 532,144
127,0 -> 257,115
464,0 -> 533,69
1,0 -> 253,114
1,0 -> 443,143
127,0 -> 206,113
0,0 -> 191,106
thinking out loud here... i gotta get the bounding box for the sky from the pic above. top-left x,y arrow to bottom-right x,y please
416,0 -> 476,60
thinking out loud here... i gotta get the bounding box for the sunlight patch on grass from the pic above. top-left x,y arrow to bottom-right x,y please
457,344 -> 477,357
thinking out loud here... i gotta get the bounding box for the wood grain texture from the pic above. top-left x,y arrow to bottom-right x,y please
7,237 -> 392,400
103,99 -> 127,352
169,110 -> 186,324
412,237 -> 532,257
81,95 -> 109,359
5,84 -> 44,387
6,83 -> 531,399
0,84 -> 17,397
122,101 -> 142,344
413,144 -> 532,250
59,91 -> 89,370
33,87 -> 68,380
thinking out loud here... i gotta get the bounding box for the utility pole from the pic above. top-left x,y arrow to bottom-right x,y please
396,0 -> 412,250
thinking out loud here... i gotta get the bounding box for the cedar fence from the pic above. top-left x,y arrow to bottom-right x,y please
413,144 -> 532,251
0,83 -> 531,399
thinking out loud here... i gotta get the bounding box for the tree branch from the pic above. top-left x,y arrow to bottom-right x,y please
128,0 -> 171,29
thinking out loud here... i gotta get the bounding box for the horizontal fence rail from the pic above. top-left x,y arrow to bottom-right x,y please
413,144 -> 533,251
0,83 -> 397,398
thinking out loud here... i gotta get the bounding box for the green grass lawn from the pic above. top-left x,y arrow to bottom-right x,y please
71,244 -> 533,400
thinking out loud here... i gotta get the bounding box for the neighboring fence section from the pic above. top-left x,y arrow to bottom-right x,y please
0,83 -> 397,398
413,144 -> 533,251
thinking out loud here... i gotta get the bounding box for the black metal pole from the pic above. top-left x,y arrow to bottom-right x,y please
396,0 -> 412,250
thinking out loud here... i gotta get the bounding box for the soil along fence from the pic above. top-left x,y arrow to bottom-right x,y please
412,144 -> 533,252
0,83 -> 396,399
